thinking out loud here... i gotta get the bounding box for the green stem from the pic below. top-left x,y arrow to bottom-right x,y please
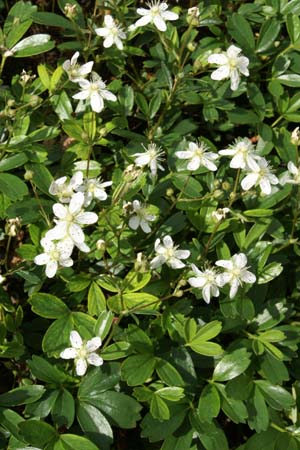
0,55 -> 7,80
271,116 -> 283,128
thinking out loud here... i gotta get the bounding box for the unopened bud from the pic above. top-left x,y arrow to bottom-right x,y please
222,182 -> 231,191
187,6 -> 200,26
24,170 -> 34,181
174,290 -> 184,297
5,218 -> 21,237
0,275 -> 6,284
134,252 -> 148,272
187,42 -> 197,52
64,3 -> 77,19
166,188 -> 174,197
291,127 -> 300,145
96,239 -> 106,251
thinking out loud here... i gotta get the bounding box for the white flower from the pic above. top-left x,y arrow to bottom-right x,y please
76,178 -> 113,206
216,253 -> 256,299
45,192 -> 98,247
176,141 -> 218,171
72,72 -> 117,113
188,264 -> 221,304
219,138 -> 259,170
208,45 -> 249,91
133,143 -> 164,177
241,157 -> 279,195
281,161 -> 300,185
60,330 -> 103,376
128,200 -> 156,233
211,207 -> 230,223
34,237 -> 74,278
150,235 -> 190,269
134,1 -> 179,32
49,172 -> 83,203
62,51 -> 94,83
95,15 -> 126,50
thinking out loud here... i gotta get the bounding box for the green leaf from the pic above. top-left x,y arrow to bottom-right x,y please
260,352 -> 289,384
193,320 -> 222,342
198,384 -> 220,423
78,364 -> 121,398
141,403 -> 188,442
190,412 -> 229,450
213,348 -> 251,382
30,293 -> 69,319
37,63 -> 50,89
256,19 -> 281,53
172,174 -> 203,198
77,402 -> 113,450
42,315 -> 73,355
0,173 -> 28,200
11,34 -> 53,56
52,389 -> 74,428
32,11 -> 75,30
150,394 -> 170,420
156,387 -> 185,401
101,341 -> 132,360
90,390 -> 142,428
227,108 -> 260,124
189,341 -> 223,357
121,354 -> 156,385
123,270 -> 151,293
255,381 -> 294,410
18,420 -> 58,448
51,90 -> 73,120
227,13 -> 255,51
27,356 -> 67,384
217,384 -> 248,423
277,74 -> 300,87
0,153 -> 28,172
244,428 -> 279,450
160,430 -> 193,450
247,386 -> 269,432
125,324 -> 154,353
88,282 -> 106,316
94,310 -> 114,341
0,385 -> 45,407
287,13 -> 300,44
258,262 -> 283,284
0,407 -> 24,440
6,19 -> 32,49
275,434 -> 299,450
156,359 -> 185,387
55,434 -> 99,450
25,390 -> 59,419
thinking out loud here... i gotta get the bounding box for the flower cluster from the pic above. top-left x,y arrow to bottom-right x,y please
219,137 -> 279,195
188,253 -> 256,303
34,171 -> 112,278
63,52 -> 117,113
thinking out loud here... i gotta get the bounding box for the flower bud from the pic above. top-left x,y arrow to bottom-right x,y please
96,239 -> 106,251
134,252 -> 148,272
64,3 -> 77,19
174,290 -> 184,297
166,188 -> 174,197
24,170 -> 34,181
291,127 -> 300,145
187,42 -> 197,52
5,218 -> 21,237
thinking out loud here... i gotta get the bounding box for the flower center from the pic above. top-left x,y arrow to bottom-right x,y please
228,58 -> 237,69
90,82 -> 99,92
232,268 -> 241,277
50,249 -> 60,260
195,146 -> 204,157
77,345 -> 87,359
165,248 -> 174,259
151,6 -> 160,15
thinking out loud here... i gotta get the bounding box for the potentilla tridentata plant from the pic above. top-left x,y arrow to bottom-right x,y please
1,1 -> 300,449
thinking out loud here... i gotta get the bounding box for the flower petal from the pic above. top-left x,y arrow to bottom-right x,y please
76,211 -> 98,225
87,353 -> 104,366
60,347 -> 78,359
70,330 -> 82,348
76,358 -> 87,376
211,65 -> 230,81
45,260 -> 58,278
153,15 -> 167,31
86,337 -> 102,352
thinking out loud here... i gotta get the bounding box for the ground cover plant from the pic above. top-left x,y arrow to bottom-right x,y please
1,0 -> 300,449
